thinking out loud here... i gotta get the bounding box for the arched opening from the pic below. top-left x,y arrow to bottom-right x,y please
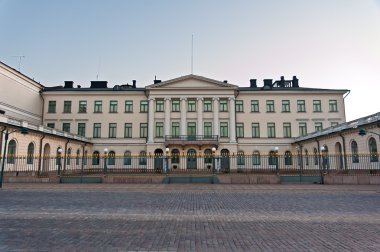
139,151 -> 147,166
154,149 -> 164,170
304,149 -> 309,166
284,151 -> 293,166
27,142 -> 34,165
92,151 -> 100,165
351,141 -> 359,163
76,149 -> 80,166
313,148 -> 318,165
7,140 -> 17,164
335,142 -> 343,169
220,149 -> 230,171
42,143 -> 50,173
322,145 -> 329,170
237,151 -> 245,166
268,151 -> 277,166
187,149 -> 197,169
252,151 -> 261,166
83,150 -> 88,166
368,137 -> 378,162
108,151 -> 116,166
66,148 -> 71,166
171,149 -> 180,169
124,151 -> 131,166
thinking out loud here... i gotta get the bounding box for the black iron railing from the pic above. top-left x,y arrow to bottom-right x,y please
165,135 -> 219,141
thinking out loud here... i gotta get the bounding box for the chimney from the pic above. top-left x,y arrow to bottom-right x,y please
223,80 -> 228,83
292,76 -> 299,87
263,79 -> 273,87
249,79 -> 257,88
132,80 -> 136,88
90,81 -> 108,88
154,79 -> 161,84
64,81 -> 74,88
279,76 -> 285,87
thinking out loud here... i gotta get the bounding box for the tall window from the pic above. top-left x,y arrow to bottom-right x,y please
76,149 -> 80,165
268,151 -> 277,166
235,100 -> 244,112
7,140 -> 16,164
108,151 -> 116,165
187,122 -> 196,136
66,148 -> 71,165
237,151 -> 245,165
282,100 -> 290,112
124,123 -> 132,138
140,123 -> 148,138
236,123 -> 244,138
267,123 -> 275,138
48,101 -> 56,113
351,141 -> 359,163
156,100 -> 164,112
109,123 -> 117,138
171,149 -> 180,164
252,123 -> 260,138
204,149 -> 212,164
124,151 -> 132,165
220,100 -> 228,112
78,123 -> 86,137
109,100 -> 118,113
204,122 -> 212,137
79,101 -> 87,113
155,122 -> 164,138
172,100 -> 180,112
369,137 -> 378,162
188,100 -> 196,112
251,100 -> 259,112
313,100 -> 322,112
204,100 -> 212,112
220,122 -> 229,137
252,151 -> 261,165
62,123 -> 70,133
329,100 -> 338,112
299,122 -> 307,136
304,149 -> 309,166
172,122 -> 180,137
63,101 -> 72,113
27,142 -> 34,164
139,151 -> 147,165
94,101 -> 102,113
125,100 -> 133,113
297,100 -> 306,112
283,123 -> 291,138
140,100 -> 148,112
47,123 -> 55,129
315,122 -> 323,132
266,100 -> 275,112
314,148 -> 318,165
93,123 -> 101,138
92,151 -> 100,165
284,151 -> 293,165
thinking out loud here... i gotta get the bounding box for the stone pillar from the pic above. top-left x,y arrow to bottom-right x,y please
213,97 -> 219,137
197,97 -> 203,136
229,97 -> 236,143
180,97 -> 187,136
164,97 -> 171,138
148,98 -> 155,143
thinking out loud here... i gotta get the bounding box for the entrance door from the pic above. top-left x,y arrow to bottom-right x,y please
187,149 -> 197,169
154,149 -> 163,171
42,143 -> 51,174
220,149 -> 230,172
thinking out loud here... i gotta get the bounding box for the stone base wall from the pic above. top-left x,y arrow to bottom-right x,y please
324,175 -> 380,185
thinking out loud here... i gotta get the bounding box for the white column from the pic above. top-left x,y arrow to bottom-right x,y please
148,98 -> 155,143
229,97 -> 236,143
180,97 -> 187,136
197,97 -> 203,136
164,97 -> 171,137
213,97 -> 219,137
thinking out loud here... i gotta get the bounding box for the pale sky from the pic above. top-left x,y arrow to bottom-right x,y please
1,0 -> 379,121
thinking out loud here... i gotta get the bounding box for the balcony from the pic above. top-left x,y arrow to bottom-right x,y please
165,135 -> 219,147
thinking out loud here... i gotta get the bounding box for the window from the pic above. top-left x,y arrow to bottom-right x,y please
124,123 -> 132,138
268,151 -> 277,166
139,151 -> 147,165
124,100 -> 133,113
284,151 -> 293,165
47,123 -> 55,129
155,122 -> 164,138
220,122 -> 229,137
299,122 -> 307,136
66,148 -> 71,166
235,100 -> 244,112
315,122 -> 323,132
252,123 -> 260,138
108,151 -> 116,165
314,148 -> 318,165
124,151 -> 131,165
220,100 -> 228,112
83,151 -> 87,166
140,123 -> 148,138
282,100 -> 290,112
171,149 -> 180,164
331,122 -> 339,127
204,149 -> 212,164
76,149 -> 80,165
267,123 -> 275,138
187,122 -> 196,137
48,101 -> 56,113
92,151 -> 100,165
7,140 -> 16,164
188,100 -> 196,112
313,100 -> 322,112
172,122 -> 180,137
171,100 -> 180,112
140,100 -> 148,113
237,151 -> 245,165
156,100 -> 164,112
252,151 -> 261,165
329,100 -> 338,112
297,100 -> 306,112
63,101 -> 72,113
79,101 -> 87,113
283,123 -> 291,138
369,137 -> 378,162
236,123 -> 244,138
109,123 -> 117,138
304,149 -> 309,166
251,100 -> 259,112
78,123 -> 86,137
204,100 -> 212,112
266,100 -> 275,112
351,141 -> 359,163
27,142 -> 34,164
62,123 -> 70,133
93,123 -> 101,138
109,100 -> 118,113
204,122 -> 212,137
94,101 -> 102,113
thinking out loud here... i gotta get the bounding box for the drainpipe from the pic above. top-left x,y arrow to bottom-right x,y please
339,133 -> 347,170
37,134 -> 46,175
297,143 -> 303,182
39,90 -> 45,124
63,139 -> 70,173
81,143 -> 86,183
0,127 -> 6,158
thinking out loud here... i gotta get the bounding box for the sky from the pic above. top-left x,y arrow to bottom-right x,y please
1,0 -> 379,121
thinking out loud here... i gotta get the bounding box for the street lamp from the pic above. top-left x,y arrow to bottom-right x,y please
273,146 -> 279,175
212,147 -> 216,174
165,147 -> 170,174
103,148 -> 108,174
57,147 -> 63,175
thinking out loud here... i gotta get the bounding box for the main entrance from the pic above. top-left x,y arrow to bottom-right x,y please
187,149 -> 197,169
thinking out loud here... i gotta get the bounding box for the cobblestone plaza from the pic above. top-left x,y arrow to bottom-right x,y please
1,184 -> 380,251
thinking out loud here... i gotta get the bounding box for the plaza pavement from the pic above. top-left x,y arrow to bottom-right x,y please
0,183 -> 380,252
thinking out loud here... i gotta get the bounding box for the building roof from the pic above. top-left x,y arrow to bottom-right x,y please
0,61 -> 44,90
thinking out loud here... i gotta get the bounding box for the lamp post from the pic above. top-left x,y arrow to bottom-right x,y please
273,146 -> 279,175
212,147 -> 216,175
103,148 -> 108,174
165,147 -> 170,174
320,146 -> 326,184
57,147 -> 63,176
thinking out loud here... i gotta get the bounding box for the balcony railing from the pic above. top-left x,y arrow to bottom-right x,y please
164,135 -> 219,146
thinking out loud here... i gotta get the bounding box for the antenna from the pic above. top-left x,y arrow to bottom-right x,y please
12,55 -> 25,71
191,34 -> 194,74
96,57 -> 101,80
